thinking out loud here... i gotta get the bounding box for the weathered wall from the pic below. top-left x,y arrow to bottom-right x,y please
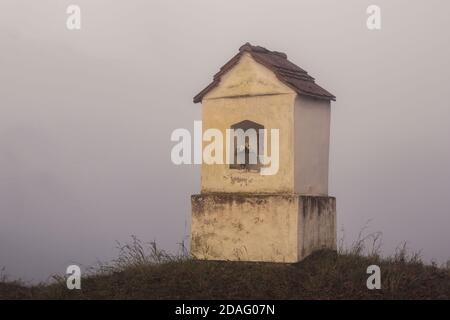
201,53 -> 297,193
294,95 -> 331,195
191,194 -> 336,263
191,193 -> 299,262
298,196 -> 336,260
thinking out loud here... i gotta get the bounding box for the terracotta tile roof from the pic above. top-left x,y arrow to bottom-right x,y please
193,43 -> 336,103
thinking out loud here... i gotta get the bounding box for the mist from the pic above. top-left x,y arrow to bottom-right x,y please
1,0 -> 449,282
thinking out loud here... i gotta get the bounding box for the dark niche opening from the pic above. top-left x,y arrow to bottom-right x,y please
229,120 -> 264,172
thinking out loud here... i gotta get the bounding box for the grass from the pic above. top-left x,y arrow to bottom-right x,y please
1,234 -> 449,300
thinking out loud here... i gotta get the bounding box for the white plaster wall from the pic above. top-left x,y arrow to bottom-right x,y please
294,96 -> 331,195
201,94 -> 295,193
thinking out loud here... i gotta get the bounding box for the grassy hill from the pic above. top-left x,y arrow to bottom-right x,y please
1,237 -> 450,300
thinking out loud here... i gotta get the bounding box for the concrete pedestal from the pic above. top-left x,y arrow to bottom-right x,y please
191,193 -> 336,263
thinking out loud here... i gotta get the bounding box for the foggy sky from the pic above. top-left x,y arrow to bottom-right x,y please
1,0 -> 449,282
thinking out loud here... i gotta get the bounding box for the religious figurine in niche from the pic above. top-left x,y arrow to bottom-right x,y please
230,120 -> 263,172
